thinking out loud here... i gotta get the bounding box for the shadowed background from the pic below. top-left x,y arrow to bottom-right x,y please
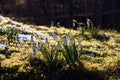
0,0 -> 120,30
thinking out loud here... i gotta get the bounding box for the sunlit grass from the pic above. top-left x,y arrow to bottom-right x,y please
0,19 -> 120,80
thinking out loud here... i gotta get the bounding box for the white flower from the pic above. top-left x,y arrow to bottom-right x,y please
73,22 -> 75,27
57,41 -> 61,50
63,36 -> 67,45
32,43 -> 37,57
53,31 -> 58,41
69,38 -> 73,46
72,19 -> 77,23
45,38 -> 49,46
31,35 -> 34,43
51,21 -> 54,27
66,32 -> 70,40
38,42 -> 41,51
57,22 -> 60,27
86,19 -> 90,28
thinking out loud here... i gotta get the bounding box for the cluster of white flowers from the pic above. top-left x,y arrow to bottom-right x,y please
63,33 -> 74,46
31,41 -> 42,58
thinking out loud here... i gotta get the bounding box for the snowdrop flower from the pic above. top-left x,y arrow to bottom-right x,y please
38,42 -> 41,51
73,21 -> 75,27
86,19 -> 91,28
53,31 -> 58,41
51,21 -> 54,27
32,43 -> 37,57
66,32 -> 70,40
72,19 -> 77,23
69,38 -> 73,46
45,38 -> 49,46
57,41 -> 61,50
31,35 -> 34,44
57,22 -> 60,27
63,36 -> 67,45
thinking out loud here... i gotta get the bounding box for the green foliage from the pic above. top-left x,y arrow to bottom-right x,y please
87,19 -> 99,36
86,19 -> 110,42
91,26 -> 100,36
40,44 -> 61,72
62,40 -> 82,67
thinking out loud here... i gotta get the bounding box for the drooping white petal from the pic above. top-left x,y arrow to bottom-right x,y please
63,36 -> 67,45
51,21 -> 54,27
38,42 -> 41,51
57,22 -> 60,27
32,43 -> 37,57
45,38 -> 49,46
57,41 -> 61,50
53,31 -> 58,41
72,19 -> 77,23
73,22 -> 75,27
31,35 -> 34,43
87,19 -> 90,28
69,38 -> 73,46
66,32 -> 70,40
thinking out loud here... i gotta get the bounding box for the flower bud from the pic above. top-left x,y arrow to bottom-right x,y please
63,36 -> 67,45
45,38 -> 49,46
57,41 -> 61,50
69,38 -> 73,46
53,31 -> 58,41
